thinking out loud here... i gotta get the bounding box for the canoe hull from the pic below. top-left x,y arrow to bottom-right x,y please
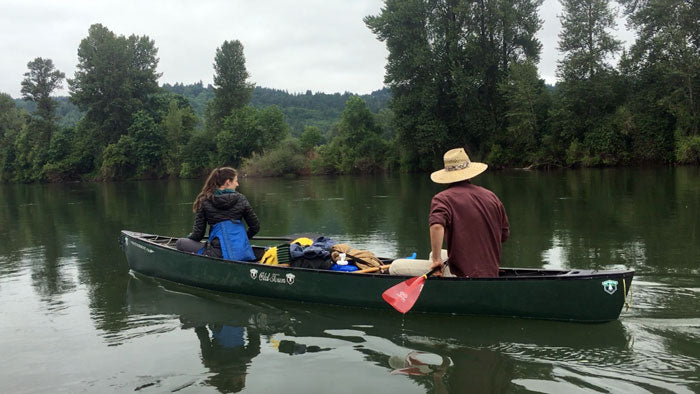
120,231 -> 634,323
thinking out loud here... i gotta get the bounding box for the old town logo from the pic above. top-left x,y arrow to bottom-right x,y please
602,280 -> 618,295
286,273 -> 296,285
249,269 -> 295,285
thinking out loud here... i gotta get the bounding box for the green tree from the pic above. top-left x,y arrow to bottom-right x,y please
557,0 -> 622,81
207,40 -> 253,132
180,130 -> 216,177
100,134 -> 136,179
320,96 -> 388,173
495,61 -> 551,166
100,110 -> 164,179
129,110 -> 166,177
256,105 -> 289,152
299,126 -> 323,154
618,0 -> 699,163
215,105 -> 290,166
21,58 -> 65,122
0,94 -> 27,181
42,127 -> 76,182
161,99 -> 198,176
68,24 -> 161,150
16,57 -> 66,181
555,0 -> 624,165
366,0 -> 543,170
216,106 -> 259,166
11,121 -> 46,182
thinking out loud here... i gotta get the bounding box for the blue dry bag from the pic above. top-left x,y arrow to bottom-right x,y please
207,220 -> 256,261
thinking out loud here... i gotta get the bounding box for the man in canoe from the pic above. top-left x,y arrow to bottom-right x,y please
390,148 -> 510,277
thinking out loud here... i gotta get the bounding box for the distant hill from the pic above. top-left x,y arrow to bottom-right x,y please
13,96 -> 83,127
14,84 -> 392,135
162,83 -> 391,136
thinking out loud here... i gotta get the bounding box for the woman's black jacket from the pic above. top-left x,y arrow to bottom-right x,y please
187,191 -> 260,246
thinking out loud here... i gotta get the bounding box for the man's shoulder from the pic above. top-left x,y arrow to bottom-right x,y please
470,183 -> 497,196
469,184 -> 505,206
438,182 -> 500,201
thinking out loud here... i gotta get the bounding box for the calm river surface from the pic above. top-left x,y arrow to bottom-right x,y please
1,168 -> 698,393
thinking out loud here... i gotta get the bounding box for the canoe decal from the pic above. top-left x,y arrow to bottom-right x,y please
132,241 -> 154,254
602,280 -> 618,295
249,268 -> 295,285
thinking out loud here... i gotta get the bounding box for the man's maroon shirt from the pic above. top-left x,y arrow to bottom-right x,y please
429,181 -> 510,278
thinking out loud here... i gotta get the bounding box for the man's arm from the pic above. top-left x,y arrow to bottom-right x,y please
430,223 -> 445,272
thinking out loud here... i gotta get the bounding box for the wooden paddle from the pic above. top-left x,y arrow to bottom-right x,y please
354,264 -> 392,274
382,266 -> 441,314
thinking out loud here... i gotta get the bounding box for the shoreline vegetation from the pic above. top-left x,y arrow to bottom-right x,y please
1,0 -> 698,184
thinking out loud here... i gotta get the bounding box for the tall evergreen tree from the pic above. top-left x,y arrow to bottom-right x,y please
18,58 -> 66,181
21,58 -> 65,122
207,40 -> 254,132
557,0 -> 621,80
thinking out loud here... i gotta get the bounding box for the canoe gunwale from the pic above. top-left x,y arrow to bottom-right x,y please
121,230 -> 635,281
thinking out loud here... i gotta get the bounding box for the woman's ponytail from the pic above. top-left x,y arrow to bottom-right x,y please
192,167 -> 238,212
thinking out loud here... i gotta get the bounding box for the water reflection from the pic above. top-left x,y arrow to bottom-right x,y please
124,275 -> 642,393
195,325 -> 259,393
1,167 -> 698,393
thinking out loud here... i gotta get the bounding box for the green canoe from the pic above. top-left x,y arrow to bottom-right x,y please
119,230 -> 634,323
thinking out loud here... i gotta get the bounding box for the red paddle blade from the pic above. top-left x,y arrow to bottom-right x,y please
382,275 -> 428,314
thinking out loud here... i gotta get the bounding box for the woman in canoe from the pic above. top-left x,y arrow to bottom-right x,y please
176,167 -> 260,260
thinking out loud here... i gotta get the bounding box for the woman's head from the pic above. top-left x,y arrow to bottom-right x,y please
193,167 -> 238,212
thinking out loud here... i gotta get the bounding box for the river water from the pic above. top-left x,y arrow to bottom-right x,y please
0,168 -> 698,393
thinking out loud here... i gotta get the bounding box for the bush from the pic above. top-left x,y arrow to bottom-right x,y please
100,135 -> 136,179
181,130 -> 216,176
565,140 -> 583,166
241,137 -> 307,177
299,126 -> 323,154
676,135 -> 700,164
486,144 -> 507,167
310,138 -> 343,174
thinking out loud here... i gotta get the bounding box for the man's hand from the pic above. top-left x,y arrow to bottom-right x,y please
430,257 -> 444,277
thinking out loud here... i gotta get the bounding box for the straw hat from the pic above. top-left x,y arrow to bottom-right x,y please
430,148 -> 487,184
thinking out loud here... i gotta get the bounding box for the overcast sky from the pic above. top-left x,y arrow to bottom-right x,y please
0,0 -> 635,99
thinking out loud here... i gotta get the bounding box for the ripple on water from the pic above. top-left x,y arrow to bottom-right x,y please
514,362 -> 697,394
477,314 -> 699,394
623,278 -> 700,319
99,314 -> 180,346
509,345 -> 697,393
0,247 -> 46,280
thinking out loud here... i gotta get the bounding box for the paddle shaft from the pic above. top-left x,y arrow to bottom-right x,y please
354,264 -> 392,274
